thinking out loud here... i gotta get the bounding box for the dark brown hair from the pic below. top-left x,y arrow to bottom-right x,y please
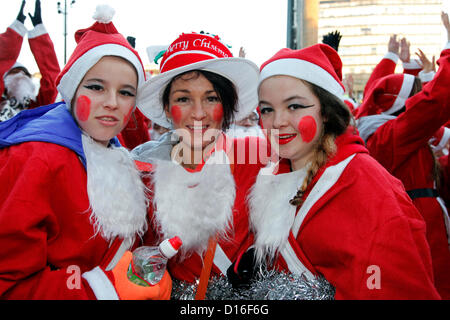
162,70 -> 238,130
289,81 -> 352,207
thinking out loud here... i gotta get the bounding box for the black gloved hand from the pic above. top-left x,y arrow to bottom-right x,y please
28,0 -> 42,27
226,248 -> 256,289
127,36 -> 136,49
16,0 -> 27,24
322,30 -> 342,52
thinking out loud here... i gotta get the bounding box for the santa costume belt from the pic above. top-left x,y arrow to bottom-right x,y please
407,188 -> 439,200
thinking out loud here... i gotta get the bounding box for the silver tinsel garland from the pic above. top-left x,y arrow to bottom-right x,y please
171,267 -> 335,300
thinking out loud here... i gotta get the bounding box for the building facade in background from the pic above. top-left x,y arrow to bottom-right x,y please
318,0 -> 446,99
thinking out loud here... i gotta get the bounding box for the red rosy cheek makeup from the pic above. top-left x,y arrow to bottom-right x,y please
212,104 -> 224,122
297,115 -> 317,143
76,95 -> 91,122
170,105 -> 182,125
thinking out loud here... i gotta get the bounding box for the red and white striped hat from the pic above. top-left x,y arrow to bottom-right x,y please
56,5 -> 146,110
259,44 -> 345,99
136,32 -> 259,129
355,73 -> 415,118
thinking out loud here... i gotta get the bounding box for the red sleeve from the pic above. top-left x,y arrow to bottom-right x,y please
364,53 -> 398,98
28,24 -> 61,107
0,20 -> 26,98
0,145 -> 94,299
368,49 -> 450,167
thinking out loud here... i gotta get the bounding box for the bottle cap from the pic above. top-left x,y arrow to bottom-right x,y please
159,236 -> 182,259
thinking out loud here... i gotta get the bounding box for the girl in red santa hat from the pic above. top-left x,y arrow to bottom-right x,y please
228,43 -> 441,299
131,32 -> 270,290
0,5 -> 171,300
354,12 -> 450,299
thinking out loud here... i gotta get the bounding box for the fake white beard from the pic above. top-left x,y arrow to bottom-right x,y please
248,163 -> 307,264
82,134 -> 148,242
4,73 -> 36,104
151,151 -> 236,259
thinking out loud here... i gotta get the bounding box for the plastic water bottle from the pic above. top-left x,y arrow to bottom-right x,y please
127,236 -> 182,286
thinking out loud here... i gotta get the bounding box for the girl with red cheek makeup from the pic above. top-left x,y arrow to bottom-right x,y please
0,6 -> 171,300
131,32 -> 270,287
229,44 -> 441,300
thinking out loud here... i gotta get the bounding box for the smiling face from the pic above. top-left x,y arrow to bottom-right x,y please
259,75 -> 323,171
164,71 -> 224,152
73,56 -> 138,146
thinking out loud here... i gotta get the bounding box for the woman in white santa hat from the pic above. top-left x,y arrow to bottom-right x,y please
354,12 -> 450,299
132,32 -> 269,290
0,5 -> 171,300
229,43 -> 441,299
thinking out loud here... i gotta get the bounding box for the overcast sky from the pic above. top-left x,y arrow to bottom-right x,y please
1,0 -> 288,74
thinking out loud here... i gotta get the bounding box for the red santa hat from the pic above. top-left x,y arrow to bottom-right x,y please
355,73 -> 415,119
56,5 -> 146,109
259,44 -> 345,99
430,126 -> 450,152
137,32 -> 259,129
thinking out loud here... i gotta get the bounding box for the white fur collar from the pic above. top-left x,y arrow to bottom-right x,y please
82,134 -> 148,242
151,150 -> 236,258
248,162 -> 307,263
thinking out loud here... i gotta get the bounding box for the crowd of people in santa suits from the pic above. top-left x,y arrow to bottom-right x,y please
0,1 -> 449,300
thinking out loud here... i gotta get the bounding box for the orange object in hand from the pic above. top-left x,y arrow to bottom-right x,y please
112,251 -> 172,300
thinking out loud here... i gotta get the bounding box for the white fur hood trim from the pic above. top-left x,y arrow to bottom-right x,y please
248,162 -> 307,263
151,150 -> 236,257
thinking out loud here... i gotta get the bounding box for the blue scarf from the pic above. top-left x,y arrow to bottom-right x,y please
0,103 -> 120,168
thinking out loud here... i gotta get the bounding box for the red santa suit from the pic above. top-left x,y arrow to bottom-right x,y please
0,6 -> 153,300
1,20 -> 60,107
248,129 -> 440,299
356,45 -> 450,298
140,134 -> 267,282
0,106 -> 148,300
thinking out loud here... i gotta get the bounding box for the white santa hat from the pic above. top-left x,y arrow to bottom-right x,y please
259,44 -> 346,99
55,5 -> 146,109
136,32 -> 259,129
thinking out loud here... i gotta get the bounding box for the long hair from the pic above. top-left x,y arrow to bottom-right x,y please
289,80 -> 352,207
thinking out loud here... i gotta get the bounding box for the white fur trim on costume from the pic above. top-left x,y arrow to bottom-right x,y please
10,20 -> 27,37
402,58 -> 422,70
93,5 -> 115,24
385,74 -> 415,115
259,58 -> 345,99
430,127 -> 450,152
356,114 -> 396,143
418,70 -> 435,83
82,267 -> 119,300
27,24 -> 47,39
384,52 -> 399,64
57,44 -> 144,110
248,162 -> 308,263
82,134 -> 148,242
152,150 -> 236,258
